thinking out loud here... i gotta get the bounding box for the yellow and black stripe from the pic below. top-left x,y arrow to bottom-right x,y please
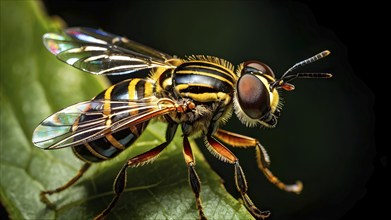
173,59 -> 236,103
73,79 -> 154,163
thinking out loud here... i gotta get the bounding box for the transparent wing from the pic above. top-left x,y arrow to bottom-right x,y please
43,27 -> 176,75
32,98 -> 178,149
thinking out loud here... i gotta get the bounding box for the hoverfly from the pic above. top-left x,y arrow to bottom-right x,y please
32,27 -> 332,220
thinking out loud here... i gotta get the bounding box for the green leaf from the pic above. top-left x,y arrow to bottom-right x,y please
0,1 -> 253,219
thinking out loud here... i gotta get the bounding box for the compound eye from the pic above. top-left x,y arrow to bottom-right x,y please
237,74 -> 270,119
242,61 -> 275,79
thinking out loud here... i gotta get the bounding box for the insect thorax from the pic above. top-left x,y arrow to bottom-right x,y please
151,56 -> 237,136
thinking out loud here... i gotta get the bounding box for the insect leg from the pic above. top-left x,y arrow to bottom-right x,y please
40,163 -> 91,209
213,129 -> 303,194
205,136 -> 271,219
94,123 -> 178,220
183,136 -> 207,220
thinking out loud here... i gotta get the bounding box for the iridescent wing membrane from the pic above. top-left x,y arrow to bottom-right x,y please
43,27 -> 175,75
33,98 -> 179,149
34,27 -> 180,149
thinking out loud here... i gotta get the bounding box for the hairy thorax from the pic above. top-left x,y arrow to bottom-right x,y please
160,101 -> 233,137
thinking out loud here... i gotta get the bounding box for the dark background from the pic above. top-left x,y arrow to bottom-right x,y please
3,0 -> 386,219
280,2 -> 386,219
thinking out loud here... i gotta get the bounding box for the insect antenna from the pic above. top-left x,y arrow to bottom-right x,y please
271,50 -> 332,91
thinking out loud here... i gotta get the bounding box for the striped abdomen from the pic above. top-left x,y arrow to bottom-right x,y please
72,79 -> 154,163
173,59 -> 236,103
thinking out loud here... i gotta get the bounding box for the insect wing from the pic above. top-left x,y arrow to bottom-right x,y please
43,27 -> 176,75
64,27 -> 172,61
32,98 -> 177,149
